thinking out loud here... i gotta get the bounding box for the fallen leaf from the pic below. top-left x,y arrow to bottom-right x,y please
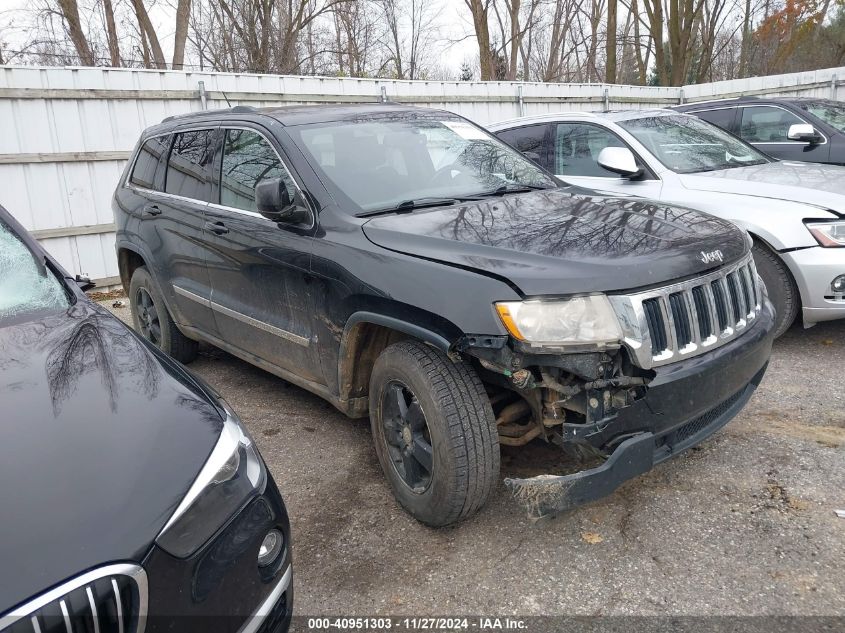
581,531 -> 604,544
787,498 -> 810,511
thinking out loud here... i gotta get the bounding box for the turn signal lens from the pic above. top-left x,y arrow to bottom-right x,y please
806,221 -> 845,247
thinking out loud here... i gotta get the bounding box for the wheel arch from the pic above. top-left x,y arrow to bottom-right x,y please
116,244 -> 148,294
337,310 -> 459,410
748,232 -> 807,308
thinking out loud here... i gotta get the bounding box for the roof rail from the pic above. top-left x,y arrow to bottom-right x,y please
161,111 -> 200,123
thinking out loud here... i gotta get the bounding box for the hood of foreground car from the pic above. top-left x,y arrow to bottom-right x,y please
362,188 -> 747,296
0,301 -> 222,614
678,161 -> 845,214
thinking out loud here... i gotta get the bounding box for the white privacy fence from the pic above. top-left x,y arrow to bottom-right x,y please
1,64 -> 843,287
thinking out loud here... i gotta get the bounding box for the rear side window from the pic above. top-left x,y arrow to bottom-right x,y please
496,124 -> 552,170
129,136 -> 170,190
740,106 -> 805,143
165,129 -> 216,200
692,108 -> 736,132
220,129 -> 296,213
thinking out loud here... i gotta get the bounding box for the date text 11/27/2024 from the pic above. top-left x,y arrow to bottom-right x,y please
307,618 -> 528,630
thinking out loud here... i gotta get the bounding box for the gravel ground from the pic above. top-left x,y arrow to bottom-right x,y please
106,300 -> 845,617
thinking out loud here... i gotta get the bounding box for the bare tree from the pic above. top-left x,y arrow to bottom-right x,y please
56,0 -> 95,65
130,0 -> 166,68
464,0 -> 495,79
173,0 -> 191,69
100,0 -> 121,65
606,0 -> 617,82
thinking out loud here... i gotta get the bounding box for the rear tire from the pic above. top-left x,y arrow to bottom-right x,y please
129,266 -> 198,363
752,240 -> 800,337
369,341 -> 499,526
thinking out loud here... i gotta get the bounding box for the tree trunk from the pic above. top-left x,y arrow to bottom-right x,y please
606,0 -> 617,82
57,0 -> 96,65
102,0 -> 121,66
130,0 -> 166,69
173,0 -> 192,70
464,0 -> 493,80
642,0 -> 667,84
507,0 -> 521,80
739,0 -> 751,77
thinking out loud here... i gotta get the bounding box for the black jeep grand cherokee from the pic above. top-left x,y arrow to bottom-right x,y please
113,104 -> 775,524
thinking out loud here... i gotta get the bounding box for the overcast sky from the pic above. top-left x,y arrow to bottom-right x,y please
0,0 -> 480,76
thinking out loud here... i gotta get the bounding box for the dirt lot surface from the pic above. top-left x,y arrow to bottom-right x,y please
106,301 -> 845,617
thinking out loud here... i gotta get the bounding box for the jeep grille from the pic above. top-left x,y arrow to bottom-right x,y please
609,253 -> 762,369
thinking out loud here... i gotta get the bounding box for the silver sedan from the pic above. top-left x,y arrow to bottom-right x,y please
489,110 -> 845,336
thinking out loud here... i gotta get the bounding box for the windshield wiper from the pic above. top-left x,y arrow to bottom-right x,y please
356,197 -> 465,218
687,160 -> 768,174
474,183 -> 550,197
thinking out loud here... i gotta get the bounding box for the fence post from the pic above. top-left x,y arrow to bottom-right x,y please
603,87 -> 610,111
198,81 -> 207,110
678,87 -> 685,105
832,75 -> 838,100
380,85 -> 388,103
517,84 -> 525,117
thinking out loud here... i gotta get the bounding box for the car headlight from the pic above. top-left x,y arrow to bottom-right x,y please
806,220 -> 845,247
156,407 -> 266,558
495,295 -> 622,346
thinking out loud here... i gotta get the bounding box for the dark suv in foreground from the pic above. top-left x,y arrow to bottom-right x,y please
113,104 -> 775,524
675,96 -> 845,164
0,206 -> 292,633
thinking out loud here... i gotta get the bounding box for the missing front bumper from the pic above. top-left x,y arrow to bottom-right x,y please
504,373 -> 763,520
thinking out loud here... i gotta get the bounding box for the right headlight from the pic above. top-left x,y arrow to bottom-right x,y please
495,295 -> 622,347
806,220 -> 845,247
156,407 -> 265,558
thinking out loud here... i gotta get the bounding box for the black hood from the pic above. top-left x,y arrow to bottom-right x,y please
0,301 -> 222,613
362,188 -> 747,296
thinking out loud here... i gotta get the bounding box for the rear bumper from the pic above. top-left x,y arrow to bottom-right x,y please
780,246 -> 845,325
505,299 -> 775,519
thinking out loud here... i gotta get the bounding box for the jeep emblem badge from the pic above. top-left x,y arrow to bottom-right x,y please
700,249 -> 724,264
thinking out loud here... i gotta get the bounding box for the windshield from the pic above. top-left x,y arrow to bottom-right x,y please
287,116 -> 557,214
619,115 -> 770,174
0,220 -> 69,321
800,101 -> 845,133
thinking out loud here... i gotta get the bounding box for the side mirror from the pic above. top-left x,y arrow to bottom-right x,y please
75,274 -> 96,292
787,123 -> 821,144
255,177 -> 310,225
597,146 -> 643,178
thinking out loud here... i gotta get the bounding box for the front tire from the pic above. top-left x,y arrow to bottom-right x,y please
752,240 -> 800,337
369,341 -> 499,526
129,266 -> 198,363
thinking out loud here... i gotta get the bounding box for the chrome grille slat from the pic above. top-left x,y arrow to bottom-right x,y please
86,587 -> 101,633
686,288 -> 702,347
609,253 -> 762,369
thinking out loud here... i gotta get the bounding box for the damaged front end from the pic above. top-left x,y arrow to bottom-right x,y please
456,333 -> 655,519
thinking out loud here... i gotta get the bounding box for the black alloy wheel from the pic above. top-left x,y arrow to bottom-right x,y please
380,380 -> 434,493
128,266 -> 198,363
135,287 -> 161,346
